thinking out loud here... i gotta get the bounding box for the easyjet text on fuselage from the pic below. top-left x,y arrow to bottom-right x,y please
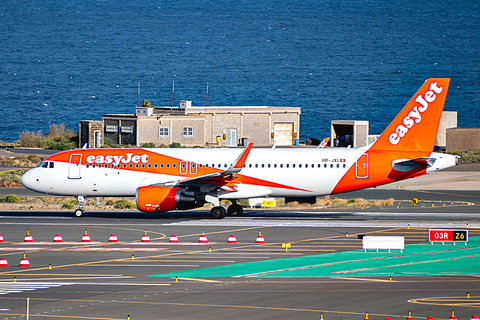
85,153 -> 149,165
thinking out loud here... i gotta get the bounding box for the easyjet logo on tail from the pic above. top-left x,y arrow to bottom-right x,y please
86,153 -> 149,165
388,81 -> 444,145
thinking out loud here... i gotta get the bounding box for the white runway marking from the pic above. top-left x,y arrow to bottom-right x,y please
0,282 -> 70,295
0,282 -> 171,295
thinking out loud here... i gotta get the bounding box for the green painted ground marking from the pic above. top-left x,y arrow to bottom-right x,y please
146,236 -> 480,278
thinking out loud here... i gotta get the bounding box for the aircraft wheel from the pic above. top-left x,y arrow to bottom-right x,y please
210,206 -> 226,219
227,204 -> 243,216
74,209 -> 84,217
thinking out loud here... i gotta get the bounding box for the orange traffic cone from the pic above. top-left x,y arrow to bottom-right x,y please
449,310 -> 457,320
19,252 -> 30,267
24,229 -> 34,242
0,257 -> 8,267
141,230 -> 151,242
198,230 -> 208,243
255,230 -> 265,243
108,234 -> 119,242
0,234 -> 4,242
227,235 -> 237,243
406,310 -> 413,320
53,234 -> 63,243
169,234 -> 179,243
81,229 -> 91,242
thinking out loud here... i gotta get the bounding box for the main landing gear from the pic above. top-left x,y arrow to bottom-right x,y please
227,202 -> 243,216
210,206 -> 226,219
74,195 -> 86,217
209,202 -> 244,219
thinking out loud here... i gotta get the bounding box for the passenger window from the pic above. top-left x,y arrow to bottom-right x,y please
318,164 -> 321,168
261,164 -> 265,168
249,164 -> 252,168
123,164 -> 126,168
111,164 -> 115,168
173,164 -> 176,168
280,164 -> 283,168
86,164 -> 89,168
330,164 -> 333,168
148,164 -> 151,168
154,164 -> 158,168
136,164 -> 139,168
92,164 -> 96,168
299,164 -> 302,168
160,164 -> 164,168
336,164 -> 340,168
268,164 -> 271,168
166,164 -> 170,168
286,164 -> 289,168
129,164 -> 133,168
343,164 -> 346,168
324,164 -> 327,168
274,164 -> 277,168
224,164 -> 227,168
255,164 -> 258,168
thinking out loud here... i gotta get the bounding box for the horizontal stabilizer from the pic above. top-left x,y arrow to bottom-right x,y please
392,157 -> 436,172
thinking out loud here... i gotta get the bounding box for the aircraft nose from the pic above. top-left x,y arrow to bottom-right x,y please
21,169 -> 36,190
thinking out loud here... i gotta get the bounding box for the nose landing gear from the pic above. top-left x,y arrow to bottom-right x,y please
74,195 -> 86,217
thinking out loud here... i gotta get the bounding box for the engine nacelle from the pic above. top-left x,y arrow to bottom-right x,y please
136,186 -> 205,213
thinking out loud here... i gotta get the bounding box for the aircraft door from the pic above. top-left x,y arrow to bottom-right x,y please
68,154 -> 82,179
355,154 -> 369,179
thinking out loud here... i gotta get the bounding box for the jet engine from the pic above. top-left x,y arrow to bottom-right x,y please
136,186 -> 205,213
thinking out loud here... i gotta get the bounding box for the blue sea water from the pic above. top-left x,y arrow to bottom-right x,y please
1,0 -> 479,143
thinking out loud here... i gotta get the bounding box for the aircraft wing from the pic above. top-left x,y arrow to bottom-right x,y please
152,143 -> 253,190
392,157 -> 436,172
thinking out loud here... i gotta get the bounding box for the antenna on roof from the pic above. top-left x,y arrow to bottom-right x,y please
137,83 -> 140,108
171,80 -> 174,110
206,82 -> 209,107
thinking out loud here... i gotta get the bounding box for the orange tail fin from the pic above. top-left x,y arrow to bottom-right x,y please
370,78 -> 450,152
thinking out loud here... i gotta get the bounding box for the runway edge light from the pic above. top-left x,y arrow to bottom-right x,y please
407,310 -> 413,320
141,229 -> 151,242
81,229 -> 91,242
449,309 -> 457,320
24,229 -> 34,242
255,230 -> 265,243
19,252 -> 30,267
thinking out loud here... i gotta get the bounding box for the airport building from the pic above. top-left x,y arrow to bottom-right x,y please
329,111 -> 459,151
79,101 -> 301,148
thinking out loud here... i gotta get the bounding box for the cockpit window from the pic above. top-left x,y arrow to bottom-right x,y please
49,162 -> 54,168
41,162 -> 48,168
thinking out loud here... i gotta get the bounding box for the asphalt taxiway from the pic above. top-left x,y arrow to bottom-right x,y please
0,208 -> 479,319
0,167 -> 480,319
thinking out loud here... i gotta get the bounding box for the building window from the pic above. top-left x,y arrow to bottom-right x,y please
159,127 -> 170,137
182,126 -> 194,137
121,126 -> 134,133
105,125 -> 118,133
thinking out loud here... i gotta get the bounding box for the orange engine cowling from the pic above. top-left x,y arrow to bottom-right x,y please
136,186 -> 204,213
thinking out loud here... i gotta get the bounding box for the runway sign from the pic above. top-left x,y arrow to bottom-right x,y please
429,229 -> 468,244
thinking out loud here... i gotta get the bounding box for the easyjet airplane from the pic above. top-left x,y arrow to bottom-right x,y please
22,78 -> 457,218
